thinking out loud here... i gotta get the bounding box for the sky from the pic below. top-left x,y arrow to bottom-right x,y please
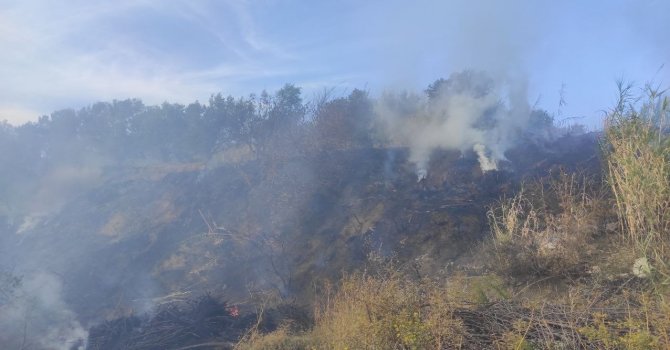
0,0 -> 667,127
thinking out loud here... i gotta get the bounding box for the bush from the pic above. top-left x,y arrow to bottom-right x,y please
245,258 -> 519,349
311,269 -> 465,350
238,258 -> 496,350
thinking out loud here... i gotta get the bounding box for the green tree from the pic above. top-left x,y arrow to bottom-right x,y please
313,89 -> 373,150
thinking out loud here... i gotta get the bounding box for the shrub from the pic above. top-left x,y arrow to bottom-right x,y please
304,260 -> 516,349
312,269 -> 454,350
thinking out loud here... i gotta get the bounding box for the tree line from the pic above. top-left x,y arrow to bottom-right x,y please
0,84 -> 378,168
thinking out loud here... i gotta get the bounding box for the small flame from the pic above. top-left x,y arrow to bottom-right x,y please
227,305 -> 240,318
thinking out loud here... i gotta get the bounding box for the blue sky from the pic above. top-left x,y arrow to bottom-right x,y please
0,0 -> 667,126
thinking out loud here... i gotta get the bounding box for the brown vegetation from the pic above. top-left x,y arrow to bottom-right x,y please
235,86 -> 670,349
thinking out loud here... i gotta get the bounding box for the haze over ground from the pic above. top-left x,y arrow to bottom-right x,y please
1,1 -> 670,349
0,0 -> 667,127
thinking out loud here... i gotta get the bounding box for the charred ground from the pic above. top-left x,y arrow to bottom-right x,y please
0,75 -> 610,349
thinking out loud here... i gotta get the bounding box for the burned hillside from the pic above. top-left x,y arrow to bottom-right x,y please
0,74 -> 604,349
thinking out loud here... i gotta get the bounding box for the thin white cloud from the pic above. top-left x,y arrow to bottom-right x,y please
0,0 -> 307,124
227,1 -> 297,61
4,0 -> 663,127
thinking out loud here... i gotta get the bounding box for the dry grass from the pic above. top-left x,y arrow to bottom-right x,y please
310,267 -> 465,350
486,170 -> 605,278
238,264 -> 670,349
236,259 -> 510,349
604,82 -> 670,280
234,326 -> 313,350
240,82 -> 670,349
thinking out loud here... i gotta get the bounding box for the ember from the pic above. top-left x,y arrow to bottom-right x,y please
227,305 -> 240,318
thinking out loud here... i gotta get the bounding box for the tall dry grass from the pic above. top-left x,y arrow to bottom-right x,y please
603,82 -> 670,279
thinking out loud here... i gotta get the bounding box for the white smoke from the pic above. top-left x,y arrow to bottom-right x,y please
0,271 -> 88,350
473,143 -> 497,172
376,71 -> 531,176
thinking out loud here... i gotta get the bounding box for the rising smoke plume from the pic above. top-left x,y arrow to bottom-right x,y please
376,70 -> 531,177
370,0 -> 545,178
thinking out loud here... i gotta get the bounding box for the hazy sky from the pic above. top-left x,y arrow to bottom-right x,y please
0,0 -> 667,126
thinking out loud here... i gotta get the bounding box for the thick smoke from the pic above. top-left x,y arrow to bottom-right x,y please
376,71 -> 531,177
370,0 -> 542,177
